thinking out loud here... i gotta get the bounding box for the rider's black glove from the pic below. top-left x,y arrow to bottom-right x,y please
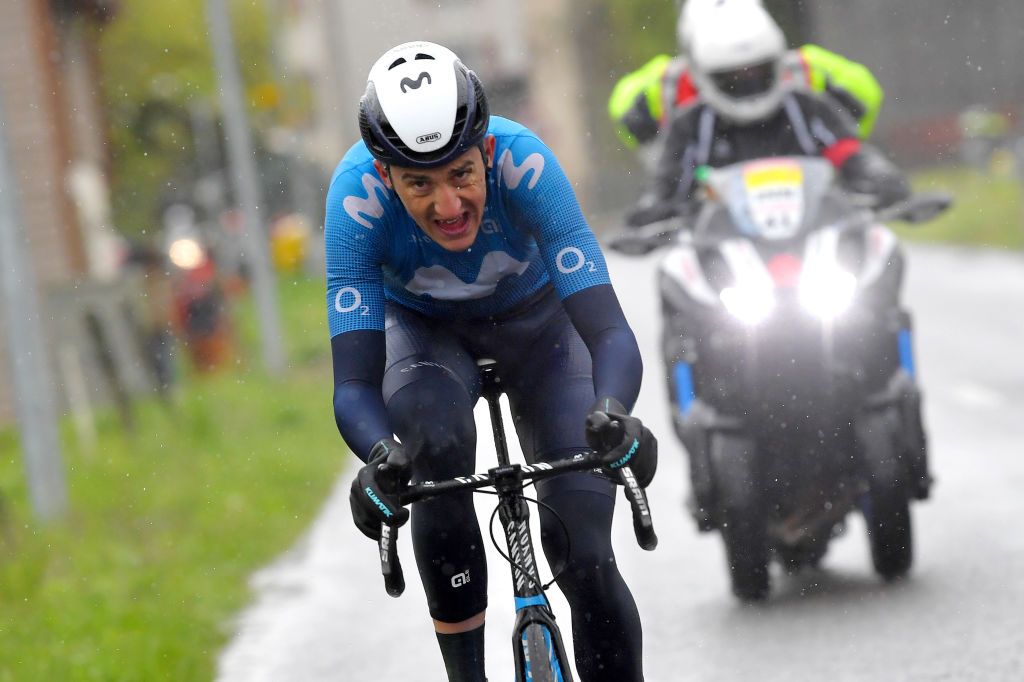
585,397 -> 658,488
840,144 -> 911,208
349,438 -> 411,541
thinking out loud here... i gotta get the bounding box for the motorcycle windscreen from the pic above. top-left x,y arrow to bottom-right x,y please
705,157 -> 835,240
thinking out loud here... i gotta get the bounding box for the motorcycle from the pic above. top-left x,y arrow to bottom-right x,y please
608,157 -> 951,601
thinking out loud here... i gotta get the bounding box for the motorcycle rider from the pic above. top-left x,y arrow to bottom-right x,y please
623,3 -> 931,527
630,1 -> 908,224
609,0 -> 884,152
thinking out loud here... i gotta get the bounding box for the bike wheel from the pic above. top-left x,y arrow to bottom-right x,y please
711,432 -> 769,602
520,623 -> 565,682
859,410 -> 914,580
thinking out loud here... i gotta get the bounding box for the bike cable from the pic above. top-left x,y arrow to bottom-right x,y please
480,491 -> 572,592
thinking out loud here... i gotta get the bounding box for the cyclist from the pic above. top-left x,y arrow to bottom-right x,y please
328,41 -> 657,682
609,0 -> 884,151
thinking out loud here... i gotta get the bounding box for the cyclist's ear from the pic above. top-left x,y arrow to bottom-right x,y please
482,134 -> 496,169
374,159 -> 393,188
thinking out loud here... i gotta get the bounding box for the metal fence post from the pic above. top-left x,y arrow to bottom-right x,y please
205,0 -> 286,377
0,87 -> 68,520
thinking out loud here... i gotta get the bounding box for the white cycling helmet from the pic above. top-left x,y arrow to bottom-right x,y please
358,41 -> 490,169
688,4 -> 786,124
677,0 -> 764,53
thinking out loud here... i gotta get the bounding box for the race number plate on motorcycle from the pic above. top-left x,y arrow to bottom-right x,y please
740,159 -> 805,240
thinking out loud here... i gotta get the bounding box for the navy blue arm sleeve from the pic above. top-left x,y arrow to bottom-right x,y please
562,284 -> 643,412
331,330 -> 392,462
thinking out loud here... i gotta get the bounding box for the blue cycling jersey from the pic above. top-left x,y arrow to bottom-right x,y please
325,116 -> 609,337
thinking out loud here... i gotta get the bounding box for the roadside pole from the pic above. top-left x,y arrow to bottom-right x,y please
0,87 -> 67,520
205,0 -> 286,377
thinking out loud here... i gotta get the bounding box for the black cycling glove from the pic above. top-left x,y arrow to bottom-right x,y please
585,397 -> 658,488
349,437 -> 411,541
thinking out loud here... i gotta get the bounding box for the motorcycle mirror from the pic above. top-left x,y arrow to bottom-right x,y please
878,191 -> 954,224
606,218 -> 684,256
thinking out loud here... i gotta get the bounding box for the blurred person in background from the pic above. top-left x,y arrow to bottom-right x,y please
163,203 -> 235,372
627,1 -> 908,226
327,42 -> 657,681
608,0 -> 884,160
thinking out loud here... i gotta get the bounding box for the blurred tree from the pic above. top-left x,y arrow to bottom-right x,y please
594,0 -> 677,77
96,0 -> 273,237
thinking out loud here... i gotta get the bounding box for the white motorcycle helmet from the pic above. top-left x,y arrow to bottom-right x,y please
359,41 -> 490,169
676,0 -> 764,54
687,3 -> 787,124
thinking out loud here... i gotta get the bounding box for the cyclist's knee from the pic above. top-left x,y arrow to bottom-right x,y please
388,377 -> 476,467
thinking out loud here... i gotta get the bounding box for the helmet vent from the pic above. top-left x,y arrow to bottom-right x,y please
388,58 -> 407,70
414,53 -> 435,60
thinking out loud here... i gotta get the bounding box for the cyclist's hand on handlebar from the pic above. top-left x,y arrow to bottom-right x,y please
585,397 -> 658,488
349,438 -> 412,541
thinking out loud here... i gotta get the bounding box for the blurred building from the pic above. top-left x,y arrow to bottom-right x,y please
0,0 -> 121,424
278,0 -> 593,205
804,0 -> 1024,163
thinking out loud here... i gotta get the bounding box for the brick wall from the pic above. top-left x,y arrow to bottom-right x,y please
0,0 -> 92,425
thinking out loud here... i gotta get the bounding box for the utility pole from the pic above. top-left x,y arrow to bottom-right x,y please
205,0 -> 286,376
0,87 -> 67,520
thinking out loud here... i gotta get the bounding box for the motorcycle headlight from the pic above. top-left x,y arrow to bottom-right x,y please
720,285 -> 775,325
799,268 -> 856,320
168,238 -> 206,270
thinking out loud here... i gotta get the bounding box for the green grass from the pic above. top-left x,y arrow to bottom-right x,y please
0,274 -> 347,681
900,166 -> 1024,250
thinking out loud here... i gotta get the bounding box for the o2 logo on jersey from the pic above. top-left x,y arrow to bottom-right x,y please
556,246 -> 596,274
334,287 -> 370,316
343,173 -> 389,229
498,149 -> 544,190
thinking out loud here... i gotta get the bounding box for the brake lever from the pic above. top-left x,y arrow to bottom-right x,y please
379,524 -> 405,597
619,465 -> 658,551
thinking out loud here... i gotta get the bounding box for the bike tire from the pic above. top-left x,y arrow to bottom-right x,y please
521,623 -> 565,682
859,409 -> 914,580
711,432 -> 769,602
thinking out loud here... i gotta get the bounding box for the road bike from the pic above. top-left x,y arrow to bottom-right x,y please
375,359 -> 657,681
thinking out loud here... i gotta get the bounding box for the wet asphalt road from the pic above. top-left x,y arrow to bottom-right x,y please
217,244 -> 1024,681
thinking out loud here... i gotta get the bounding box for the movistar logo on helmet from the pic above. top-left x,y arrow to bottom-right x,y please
400,72 -> 432,93
416,132 -> 442,144
364,487 -> 393,518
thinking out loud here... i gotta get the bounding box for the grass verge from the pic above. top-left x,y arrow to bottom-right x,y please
0,274 -> 345,681
903,166 -> 1024,250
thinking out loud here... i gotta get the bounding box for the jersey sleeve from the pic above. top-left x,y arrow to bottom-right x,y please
799,44 -> 884,139
608,54 -> 671,148
324,167 -> 393,337
497,132 -> 611,300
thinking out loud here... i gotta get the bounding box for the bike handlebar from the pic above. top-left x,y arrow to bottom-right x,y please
377,450 -> 657,597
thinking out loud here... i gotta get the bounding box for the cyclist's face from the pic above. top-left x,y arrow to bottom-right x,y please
376,136 -> 496,252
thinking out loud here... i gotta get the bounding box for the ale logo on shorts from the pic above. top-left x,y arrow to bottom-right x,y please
451,570 -> 471,588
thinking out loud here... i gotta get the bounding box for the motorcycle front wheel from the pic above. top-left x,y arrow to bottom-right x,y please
859,409 -> 914,580
711,432 -> 769,601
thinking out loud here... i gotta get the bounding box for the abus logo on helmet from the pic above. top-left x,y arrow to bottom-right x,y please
416,132 -> 442,144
